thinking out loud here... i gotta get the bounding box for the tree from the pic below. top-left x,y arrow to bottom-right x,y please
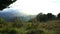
12,17 -> 23,28
47,13 -> 56,20
36,13 -> 56,22
57,13 -> 60,20
0,0 -> 16,10
36,13 -> 48,22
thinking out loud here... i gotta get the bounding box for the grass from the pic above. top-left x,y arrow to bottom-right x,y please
0,20 -> 60,34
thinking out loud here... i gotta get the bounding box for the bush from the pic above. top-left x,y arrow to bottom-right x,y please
0,28 -> 18,34
25,30 -> 44,34
12,22 -> 23,28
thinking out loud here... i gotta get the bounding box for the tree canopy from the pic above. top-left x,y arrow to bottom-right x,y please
0,0 -> 16,10
36,13 -> 56,22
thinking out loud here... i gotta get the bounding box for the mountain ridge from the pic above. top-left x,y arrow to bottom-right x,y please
0,9 -> 36,21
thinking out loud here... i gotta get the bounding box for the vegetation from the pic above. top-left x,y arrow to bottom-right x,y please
0,0 -> 16,10
0,13 -> 60,34
36,13 -> 60,22
0,0 -> 60,34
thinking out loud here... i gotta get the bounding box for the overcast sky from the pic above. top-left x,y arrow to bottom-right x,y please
10,0 -> 60,15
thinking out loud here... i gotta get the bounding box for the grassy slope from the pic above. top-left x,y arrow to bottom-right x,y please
0,20 -> 60,34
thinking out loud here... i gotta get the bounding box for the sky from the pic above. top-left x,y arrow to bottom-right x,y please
9,0 -> 60,15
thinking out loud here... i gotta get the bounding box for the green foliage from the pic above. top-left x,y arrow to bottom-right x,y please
47,13 -> 56,20
36,13 -> 48,22
36,13 -> 56,22
0,28 -> 18,34
12,18 -> 23,28
57,13 -> 60,20
0,18 -> 5,24
0,16 -> 60,34
12,22 -> 23,28
25,30 -> 44,34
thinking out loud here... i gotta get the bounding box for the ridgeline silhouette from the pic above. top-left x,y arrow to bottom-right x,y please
36,13 -> 60,22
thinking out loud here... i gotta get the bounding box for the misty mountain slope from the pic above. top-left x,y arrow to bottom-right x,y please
0,9 -> 36,21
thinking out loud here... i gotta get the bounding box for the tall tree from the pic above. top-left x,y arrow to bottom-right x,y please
0,0 -> 16,10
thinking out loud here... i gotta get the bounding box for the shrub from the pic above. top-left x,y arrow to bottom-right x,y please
0,28 -> 18,34
25,30 -> 44,34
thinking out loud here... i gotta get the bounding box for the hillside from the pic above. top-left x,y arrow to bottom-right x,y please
0,9 -> 60,34
0,9 -> 36,21
0,19 -> 60,34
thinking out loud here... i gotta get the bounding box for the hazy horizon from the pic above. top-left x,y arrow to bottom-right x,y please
0,0 -> 60,15
8,0 -> 60,15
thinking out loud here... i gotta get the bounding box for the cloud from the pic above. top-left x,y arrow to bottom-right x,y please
9,0 -> 60,15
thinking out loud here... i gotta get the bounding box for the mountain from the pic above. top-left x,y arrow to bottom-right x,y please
0,8 -> 36,21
